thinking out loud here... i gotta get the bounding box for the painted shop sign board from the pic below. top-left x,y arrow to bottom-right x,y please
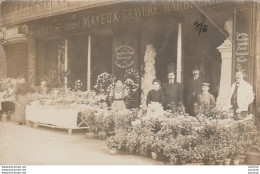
0,0 -> 120,27
1,0 -> 223,27
233,6 -> 252,81
30,0 -> 223,35
114,45 -> 135,69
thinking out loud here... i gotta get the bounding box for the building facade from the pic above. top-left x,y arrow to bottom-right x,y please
0,0 -> 259,127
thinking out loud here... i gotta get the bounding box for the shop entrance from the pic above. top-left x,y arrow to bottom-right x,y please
142,10 -> 229,108
6,43 -> 28,79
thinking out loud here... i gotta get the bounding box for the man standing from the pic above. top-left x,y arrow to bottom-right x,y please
229,71 -> 254,117
187,66 -> 205,116
162,72 -> 182,110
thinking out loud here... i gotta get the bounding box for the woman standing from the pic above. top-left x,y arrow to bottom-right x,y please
146,79 -> 165,117
109,79 -> 129,111
13,76 -> 32,125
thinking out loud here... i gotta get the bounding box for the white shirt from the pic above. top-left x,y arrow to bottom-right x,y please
228,80 -> 254,111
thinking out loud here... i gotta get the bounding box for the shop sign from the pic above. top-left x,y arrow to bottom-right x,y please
1,0 -> 121,27
233,6 -> 252,80
114,45 -> 135,69
34,0 -> 223,35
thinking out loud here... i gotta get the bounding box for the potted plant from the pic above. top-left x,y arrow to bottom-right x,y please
150,139 -> 163,160
125,133 -> 139,154
106,134 -> 126,155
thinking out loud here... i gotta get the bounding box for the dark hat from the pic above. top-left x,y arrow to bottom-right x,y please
192,65 -> 200,71
202,83 -> 210,87
167,63 -> 176,73
152,79 -> 161,86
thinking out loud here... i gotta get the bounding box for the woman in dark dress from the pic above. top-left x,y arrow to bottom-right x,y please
13,76 -> 32,125
146,79 -> 165,116
146,79 -> 164,106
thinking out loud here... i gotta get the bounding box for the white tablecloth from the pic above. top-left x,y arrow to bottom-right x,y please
26,105 -> 80,129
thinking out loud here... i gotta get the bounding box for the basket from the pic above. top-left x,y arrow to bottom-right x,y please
246,146 -> 260,165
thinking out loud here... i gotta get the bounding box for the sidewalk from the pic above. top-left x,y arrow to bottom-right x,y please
0,122 -> 162,165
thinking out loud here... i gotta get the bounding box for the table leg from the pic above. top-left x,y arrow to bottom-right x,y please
34,123 -> 39,129
68,129 -> 72,135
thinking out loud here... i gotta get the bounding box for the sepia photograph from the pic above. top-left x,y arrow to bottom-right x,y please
0,0 -> 260,171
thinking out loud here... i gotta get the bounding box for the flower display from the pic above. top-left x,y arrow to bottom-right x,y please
106,107 -> 259,164
94,72 -> 116,95
141,44 -> 156,107
124,68 -> 140,96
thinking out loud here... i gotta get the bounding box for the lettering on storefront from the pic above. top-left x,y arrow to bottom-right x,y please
1,0 -> 117,26
233,6 -> 252,80
34,0 -> 223,35
235,32 -> 249,75
114,45 -> 135,69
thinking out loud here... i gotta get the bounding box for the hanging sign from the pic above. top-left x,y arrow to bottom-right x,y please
114,45 -> 135,68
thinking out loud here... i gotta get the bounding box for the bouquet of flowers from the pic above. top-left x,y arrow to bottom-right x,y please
124,68 -> 140,96
94,72 -> 115,95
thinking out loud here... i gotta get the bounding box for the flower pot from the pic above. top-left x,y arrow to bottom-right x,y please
224,158 -> 231,165
207,160 -> 215,165
169,159 -> 178,165
98,132 -> 107,140
140,150 -> 150,157
238,155 -> 246,164
151,152 -> 158,160
233,158 -> 240,165
85,132 -> 99,139
109,148 -> 118,155
217,160 -> 224,165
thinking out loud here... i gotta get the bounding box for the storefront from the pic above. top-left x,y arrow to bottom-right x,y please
1,0 -> 260,127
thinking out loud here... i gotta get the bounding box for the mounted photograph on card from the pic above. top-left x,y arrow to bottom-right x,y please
0,0 -> 260,167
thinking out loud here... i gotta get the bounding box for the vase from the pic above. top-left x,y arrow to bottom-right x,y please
109,148 -> 118,155
151,152 -> 158,160
233,158 -> 240,165
224,158 -> 231,165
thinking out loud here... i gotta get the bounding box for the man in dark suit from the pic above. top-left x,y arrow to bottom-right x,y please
162,72 -> 183,110
187,67 -> 205,116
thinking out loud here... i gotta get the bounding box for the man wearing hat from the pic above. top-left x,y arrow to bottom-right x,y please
187,66 -> 205,116
229,71 -> 254,116
162,71 -> 182,109
196,83 -> 216,108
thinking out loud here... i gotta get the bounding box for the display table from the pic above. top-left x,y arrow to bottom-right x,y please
26,105 -> 89,134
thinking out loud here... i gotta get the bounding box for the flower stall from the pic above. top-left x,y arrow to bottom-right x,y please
0,78 -> 16,121
106,106 -> 260,165
26,89 -> 108,134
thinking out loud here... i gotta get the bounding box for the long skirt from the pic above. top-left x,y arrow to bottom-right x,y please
15,94 -> 29,123
111,100 -> 126,111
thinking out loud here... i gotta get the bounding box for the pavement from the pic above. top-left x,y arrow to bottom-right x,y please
0,121 -> 162,165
